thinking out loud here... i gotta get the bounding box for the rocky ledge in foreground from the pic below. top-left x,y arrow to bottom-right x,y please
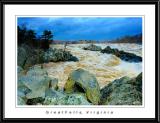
100,72 -> 142,105
83,44 -> 102,51
18,66 -> 142,105
18,66 -> 91,105
101,46 -> 142,62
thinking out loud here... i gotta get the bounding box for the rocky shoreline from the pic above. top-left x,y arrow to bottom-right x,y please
18,65 -> 142,105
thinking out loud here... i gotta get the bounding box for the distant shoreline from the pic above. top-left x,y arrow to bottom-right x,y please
51,42 -> 142,45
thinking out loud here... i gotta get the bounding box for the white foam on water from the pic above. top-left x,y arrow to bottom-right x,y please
47,43 -> 142,88
114,60 -> 142,77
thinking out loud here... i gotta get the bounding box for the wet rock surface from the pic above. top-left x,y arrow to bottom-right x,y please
44,91 -> 91,105
43,48 -> 79,63
100,73 -> 142,105
17,65 -> 142,105
17,66 -> 91,105
64,68 -> 101,105
18,44 -> 45,69
17,65 -> 56,104
83,44 -> 102,51
18,44 -> 78,69
101,46 -> 142,62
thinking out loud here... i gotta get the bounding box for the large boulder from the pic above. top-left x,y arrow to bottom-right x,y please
66,94 -> 91,105
17,65 -> 57,100
25,88 -> 63,105
83,44 -> 102,51
49,78 -> 58,90
135,72 -> 142,92
17,66 -> 23,74
101,46 -> 142,62
43,48 -> 78,63
18,79 -> 31,97
64,68 -> 100,105
18,44 -> 44,69
17,66 -> 30,105
25,49 -> 45,68
130,72 -> 142,92
17,78 -> 30,105
18,44 -> 29,68
43,88 -> 91,105
17,65 -> 60,105
18,96 -> 26,105
100,73 -> 142,105
43,88 -> 68,105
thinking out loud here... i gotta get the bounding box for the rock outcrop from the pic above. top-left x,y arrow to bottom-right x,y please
100,73 -> 142,105
101,46 -> 142,62
17,66 -> 142,105
17,66 -> 91,105
43,48 -> 79,63
64,68 -> 100,105
18,44 -> 79,69
83,44 -> 102,51
17,65 -> 57,100
44,89 -> 91,105
18,44 -> 45,69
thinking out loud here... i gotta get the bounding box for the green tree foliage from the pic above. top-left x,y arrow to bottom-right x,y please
18,25 -> 27,45
18,25 -> 36,47
17,25 -> 53,50
26,29 -> 36,46
112,34 -> 142,44
42,30 -> 53,41
41,30 -> 53,50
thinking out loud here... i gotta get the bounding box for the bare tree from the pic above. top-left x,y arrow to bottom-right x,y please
64,42 -> 68,51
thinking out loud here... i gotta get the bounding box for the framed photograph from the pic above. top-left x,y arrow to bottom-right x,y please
1,0 -> 159,122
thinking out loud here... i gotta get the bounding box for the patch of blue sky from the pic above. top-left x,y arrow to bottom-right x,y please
17,17 -> 142,41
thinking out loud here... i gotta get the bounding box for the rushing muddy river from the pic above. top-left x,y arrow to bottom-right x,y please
43,43 -> 142,89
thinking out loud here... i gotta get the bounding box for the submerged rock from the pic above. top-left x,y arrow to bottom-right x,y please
83,44 -> 102,51
43,48 -> 79,63
100,73 -> 142,105
101,46 -> 142,62
64,68 -> 100,105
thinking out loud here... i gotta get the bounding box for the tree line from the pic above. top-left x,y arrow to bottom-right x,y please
111,33 -> 142,44
18,25 -> 53,50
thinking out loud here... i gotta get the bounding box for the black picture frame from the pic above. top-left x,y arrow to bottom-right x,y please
0,0 -> 159,122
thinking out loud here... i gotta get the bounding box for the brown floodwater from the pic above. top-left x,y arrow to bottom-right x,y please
43,43 -> 142,89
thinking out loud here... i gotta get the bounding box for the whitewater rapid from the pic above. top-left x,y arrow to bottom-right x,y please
43,43 -> 142,89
